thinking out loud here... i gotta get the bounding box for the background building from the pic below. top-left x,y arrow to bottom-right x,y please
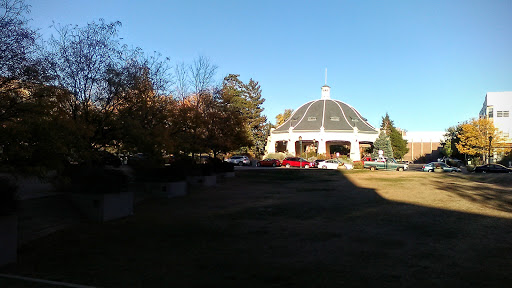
479,91 -> 512,142
402,131 -> 445,162
265,85 -> 378,161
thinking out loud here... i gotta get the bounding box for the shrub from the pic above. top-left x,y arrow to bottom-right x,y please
265,153 -> 287,161
498,152 -> 512,167
315,153 -> 327,161
352,161 -> 364,169
71,167 -> 129,194
136,167 -> 186,182
336,156 -> 353,164
211,158 -> 234,173
0,176 -> 18,215
466,165 -> 476,172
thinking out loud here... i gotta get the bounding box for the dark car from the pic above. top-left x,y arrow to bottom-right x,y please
474,164 -> 512,173
422,162 -> 461,172
282,157 -> 316,168
257,158 -> 281,167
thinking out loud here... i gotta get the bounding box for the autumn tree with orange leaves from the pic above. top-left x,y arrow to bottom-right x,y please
456,118 -> 510,163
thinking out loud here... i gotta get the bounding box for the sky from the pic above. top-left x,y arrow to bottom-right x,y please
26,0 -> 512,132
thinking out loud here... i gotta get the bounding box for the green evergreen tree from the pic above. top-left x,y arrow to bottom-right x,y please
371,131 -> 393,159
380,113 -> 409,159
221,74 -> 268,156
244,79 -> 268,156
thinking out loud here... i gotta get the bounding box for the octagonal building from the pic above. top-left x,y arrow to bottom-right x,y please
265,85 -> 379,160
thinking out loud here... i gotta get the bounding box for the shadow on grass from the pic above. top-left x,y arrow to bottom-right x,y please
1,169 -> 512,287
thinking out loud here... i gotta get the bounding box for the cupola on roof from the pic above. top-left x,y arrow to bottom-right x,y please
273,86 -> 378,134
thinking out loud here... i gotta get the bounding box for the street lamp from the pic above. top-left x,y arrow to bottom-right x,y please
299,136 -> 302,168
488,136 -> 493,164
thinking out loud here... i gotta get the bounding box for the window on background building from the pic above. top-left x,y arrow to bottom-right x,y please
497,111 -> 509,117
488,107 -> 494,118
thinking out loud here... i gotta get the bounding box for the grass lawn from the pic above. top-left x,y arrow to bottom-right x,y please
1,169 -> 512,287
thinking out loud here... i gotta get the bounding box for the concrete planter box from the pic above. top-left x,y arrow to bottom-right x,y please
186,175 -> 203,186
146,181 -> 187,198
70,192 -> 134,222
0,215 -> 17,267
186,175 -> 217,187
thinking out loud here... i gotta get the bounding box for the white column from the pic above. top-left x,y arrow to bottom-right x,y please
317,139 -> 326,154
266,139 -> 275,154
350,139 -> 361,161
287,140 -> 295,155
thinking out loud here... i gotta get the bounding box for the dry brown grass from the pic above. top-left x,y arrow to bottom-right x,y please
344,170 -> 512,218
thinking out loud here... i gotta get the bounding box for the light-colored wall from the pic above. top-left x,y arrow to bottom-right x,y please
481,92 -> 512,141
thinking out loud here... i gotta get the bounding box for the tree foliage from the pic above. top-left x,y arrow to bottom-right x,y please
221,74 -> 267,156
1,1 -> 268,174
276,109 -> 293,126
380,113 -> 408,159
371,131 -> 393,159
0,0 -> 39,80
456,118 -> 510,160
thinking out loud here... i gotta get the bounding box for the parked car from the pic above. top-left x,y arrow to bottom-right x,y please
474,164 -> 512,173
363,158 -> 408,171
422,162 -> 461,172
438,157 -> 463,167
226,155 -> 251,166
317,159 -> 342,170
282,157 -> 316,168
257,158 -> 281,167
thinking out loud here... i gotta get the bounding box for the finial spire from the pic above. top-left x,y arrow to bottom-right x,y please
321,68 -> 331,100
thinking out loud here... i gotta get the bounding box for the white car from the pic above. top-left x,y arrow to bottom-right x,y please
317,159 -> 339,169
226,155 -> 251,166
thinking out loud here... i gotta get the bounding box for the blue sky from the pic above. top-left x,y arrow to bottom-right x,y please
27,0 -> 511,132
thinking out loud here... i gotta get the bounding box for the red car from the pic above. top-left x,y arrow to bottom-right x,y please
256,158 -> 281,167
282,157 -> 316,168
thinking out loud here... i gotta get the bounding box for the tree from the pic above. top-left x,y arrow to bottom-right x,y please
47,19 -> 124,118
441,123 -> 472,161
173,61 -> 189,100
204,89 -> 251,156
380,113 -> 408,159
371,131 -> 393,159
0,0 -> 39,80
441,139 -> 453,158
243,79 -> 268,156
189,55 -> 217,94
0,0 -> 72,173
275,109 -> 293,126
456,118 -> 510,163
221,74 -> 269,156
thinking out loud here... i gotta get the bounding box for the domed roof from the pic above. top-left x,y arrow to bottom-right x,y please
273,98 -> 378,134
